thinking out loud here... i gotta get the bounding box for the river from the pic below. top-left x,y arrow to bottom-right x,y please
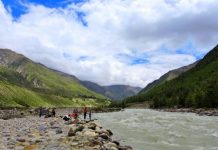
94,109 -> 218,150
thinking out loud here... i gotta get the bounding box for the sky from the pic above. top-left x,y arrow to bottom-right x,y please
0,0 -> 218,87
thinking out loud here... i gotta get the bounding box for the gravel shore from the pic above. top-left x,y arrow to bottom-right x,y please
0,110 -> 132,150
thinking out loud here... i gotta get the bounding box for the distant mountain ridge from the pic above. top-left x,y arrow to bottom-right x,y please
125,45 -> 218,108
80,81 -> 142,100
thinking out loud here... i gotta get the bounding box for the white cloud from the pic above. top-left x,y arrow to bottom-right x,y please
0,0 -> 218,87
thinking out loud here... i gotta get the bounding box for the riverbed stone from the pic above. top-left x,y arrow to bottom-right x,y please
99,133 -> 109,140
74,125 -> 84,132
104,142 -> 118,149
38,124 -> 47,132
68,128 -> 76,137
106,129 -> 113,136
83,130 -> 98,137
87,123 -> 97,130
112,141 -> 120,146
0,109 -> 132,150
110,147 -> 118,150
118,146 -> 133,150
56,128 -> 63,134
16,138 -> 26,142
89,139 -> 102,147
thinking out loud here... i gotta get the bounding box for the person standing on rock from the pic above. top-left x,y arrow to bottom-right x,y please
83,106 -> 88,120
39,107 -> 43,117
52,108 -> 56,117
89,108 -> 92,121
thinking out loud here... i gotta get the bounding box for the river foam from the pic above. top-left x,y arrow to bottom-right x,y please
95,109 -> 218,150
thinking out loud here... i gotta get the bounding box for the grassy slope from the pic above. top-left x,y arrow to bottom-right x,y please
125,45 -> 218,108
20,61 -> 106,99
0,81 -> 108,107
0,49 -> 109,107
0,65 -> 109,107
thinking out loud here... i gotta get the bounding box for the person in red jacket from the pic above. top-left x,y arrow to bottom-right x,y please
83,107 -> 88,120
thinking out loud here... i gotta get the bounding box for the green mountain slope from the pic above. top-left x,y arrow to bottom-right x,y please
125,45 -> 218,108
0,49 -> 109,107
139,61 -> 198,94
80,81 -> 142,100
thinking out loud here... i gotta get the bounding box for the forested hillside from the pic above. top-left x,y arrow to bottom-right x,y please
124,45 -> 218,108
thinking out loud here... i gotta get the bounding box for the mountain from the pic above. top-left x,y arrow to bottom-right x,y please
125,45 -> 218,108
80,81 -> 142,100
0,49 -> 109,107
139,61 -> 198,94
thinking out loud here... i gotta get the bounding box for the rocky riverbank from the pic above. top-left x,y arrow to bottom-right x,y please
0,107 -> 122,120
0,108 -> 27,120
157,108 -> 218,116
0,115 -> 132,150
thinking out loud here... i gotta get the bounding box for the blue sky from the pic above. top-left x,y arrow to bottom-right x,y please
2,0 -> 73,18
0,0 -> 217,87
2,0 -> 88,25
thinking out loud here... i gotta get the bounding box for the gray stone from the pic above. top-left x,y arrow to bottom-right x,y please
106,129 -> 113,136
71,142 -> 79,146
111,147 -> 118,150
56,128 -> 63,134
16,138 -> 26,142
88,123 -> 97,130
118,146 -> 133,150
112,141 -> 120,146
104,142 -> 118,149
99,133 -> 109,140
15,146 -> 24,150
46,143 -> 60,149
38,125 -> 47,132
68,128 -> 75,137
